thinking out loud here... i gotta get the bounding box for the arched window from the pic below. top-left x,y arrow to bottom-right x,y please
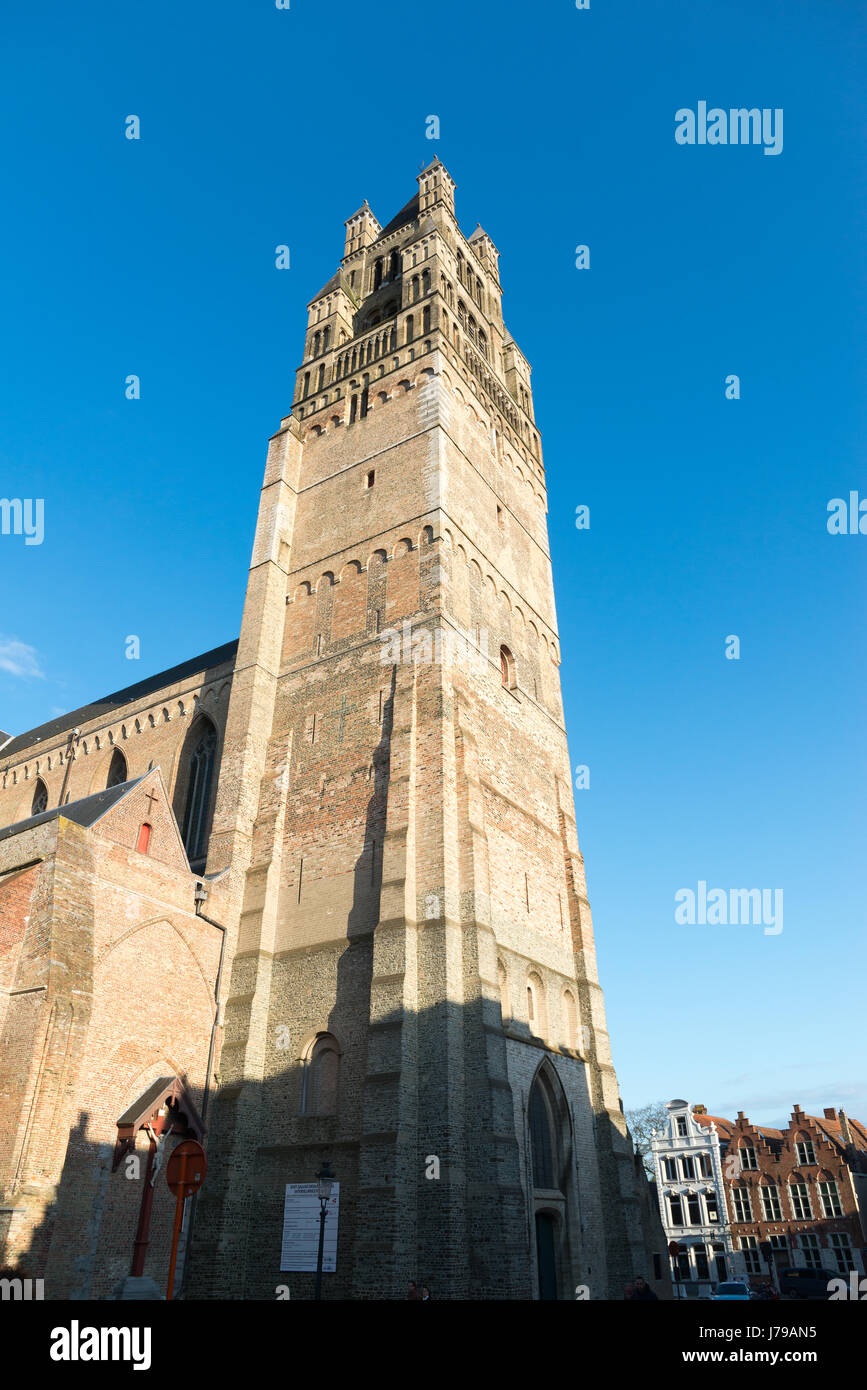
181,720 -> 217,864
422,305 -> 431,335
106,748 -> 127,789
405,315 -> 414,344
136,823 -> 152,855
498,960 -> 510,1022
31,778 -> 48,815
302,371 -> 310,399
422,268 -> 430,294
527,971 -> 547,1038
562,990 -> 578,1048
500,645 -> 516,690
528,1080 -> 555,1189
390,249 -> 400,280
373,257 -> 383,290
301,1033 -> 340,1116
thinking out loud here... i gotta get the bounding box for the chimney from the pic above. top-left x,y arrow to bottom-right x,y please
693,1104 -> 707,1115
839,1110 -> 854,1146
824,1107 -> 838,1121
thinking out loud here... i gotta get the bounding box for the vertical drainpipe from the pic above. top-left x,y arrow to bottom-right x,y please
175,880 -> 226,1298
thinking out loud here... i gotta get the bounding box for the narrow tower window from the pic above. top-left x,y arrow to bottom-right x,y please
500,645 -> 516,690
31,778 -> 48,815
181,721 -> 217,864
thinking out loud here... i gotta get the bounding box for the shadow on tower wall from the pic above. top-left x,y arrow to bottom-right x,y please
1,672 -> 667,1301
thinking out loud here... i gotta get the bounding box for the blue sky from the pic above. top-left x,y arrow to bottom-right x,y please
1,1 -> 864,1129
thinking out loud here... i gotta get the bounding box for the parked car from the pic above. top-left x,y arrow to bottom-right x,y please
710,1281 -> 752,1301
778,1267 -> 837,1300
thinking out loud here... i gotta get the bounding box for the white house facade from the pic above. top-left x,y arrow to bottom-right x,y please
650,1099 -> 740,1296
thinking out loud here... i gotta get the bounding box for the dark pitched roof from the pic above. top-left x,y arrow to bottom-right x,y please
311,270 -> 342,303
378,193 -> 419,240
0,774 -> 147,842
1,641 -> 238,761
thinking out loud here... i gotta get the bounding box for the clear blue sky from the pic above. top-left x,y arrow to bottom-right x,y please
1,1 -> 864,1129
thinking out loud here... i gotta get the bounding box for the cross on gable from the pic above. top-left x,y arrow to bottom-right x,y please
144,786 -> 159,816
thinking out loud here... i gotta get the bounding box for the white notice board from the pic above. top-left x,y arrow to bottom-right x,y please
280,1182 -> 340,1272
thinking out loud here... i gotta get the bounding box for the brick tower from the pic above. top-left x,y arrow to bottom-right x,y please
190,160 -> 658,1300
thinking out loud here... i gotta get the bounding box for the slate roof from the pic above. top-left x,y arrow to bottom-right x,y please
0,774 -> 148,842
378,193 -> 420,240
311,270 -> 342,303
1,641 -> 238,761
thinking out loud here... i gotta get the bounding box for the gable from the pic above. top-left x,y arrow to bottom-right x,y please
93,769 -> 189,873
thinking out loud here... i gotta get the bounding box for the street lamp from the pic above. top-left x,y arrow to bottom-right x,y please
314,1162 -> 334,1300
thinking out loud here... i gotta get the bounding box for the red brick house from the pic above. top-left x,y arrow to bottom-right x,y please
694,1104 -> 867,1288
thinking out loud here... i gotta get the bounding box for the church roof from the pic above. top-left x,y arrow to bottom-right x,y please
0,773 -> 148,842
311,270 -> 342,302
1,640 -> 238,761
378,193 -> 420,240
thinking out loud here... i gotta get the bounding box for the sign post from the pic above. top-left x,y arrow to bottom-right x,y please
165,1140 -> 206,1301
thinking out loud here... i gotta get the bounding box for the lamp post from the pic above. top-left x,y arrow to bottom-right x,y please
314,1162 -> 334,1300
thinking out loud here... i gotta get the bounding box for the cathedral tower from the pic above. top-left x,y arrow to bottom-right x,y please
191,161 -> 658,1299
